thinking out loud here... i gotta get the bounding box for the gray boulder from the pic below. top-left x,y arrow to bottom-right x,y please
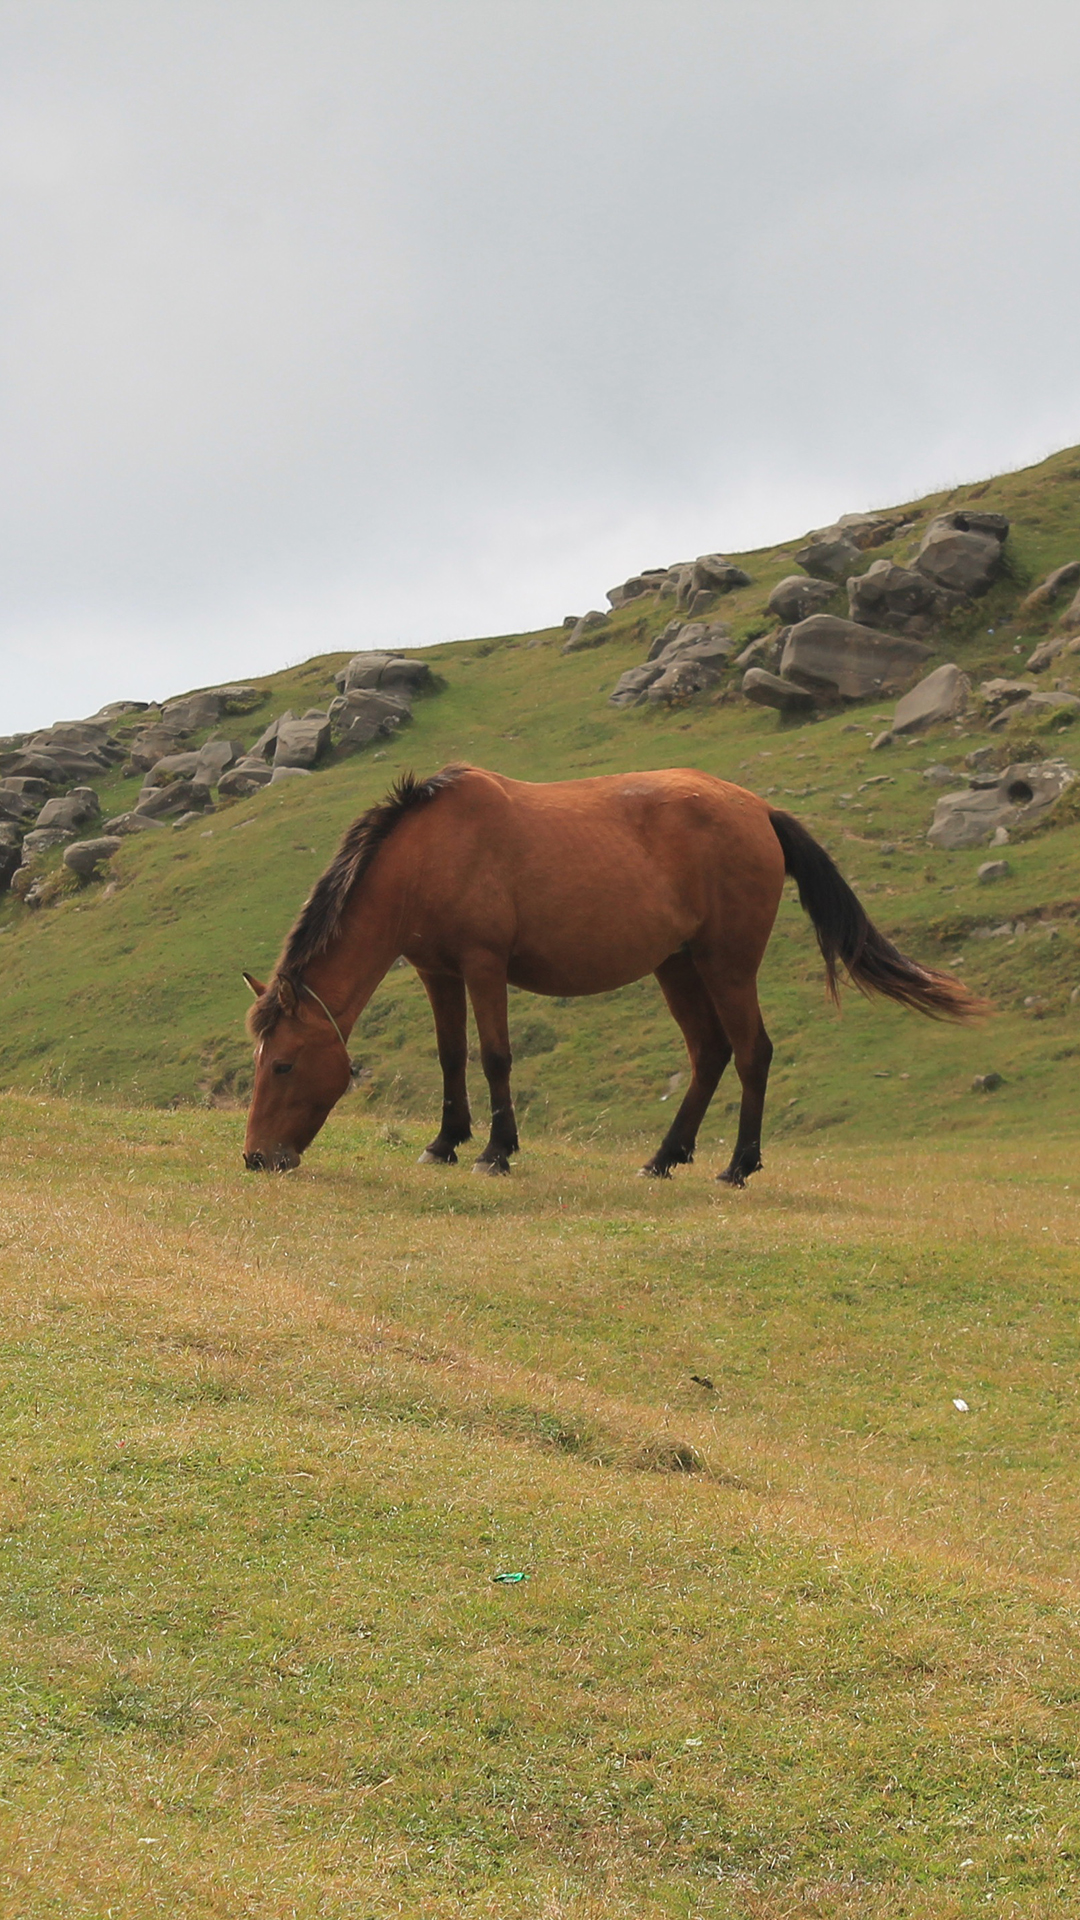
193,738 -> 246,784
7,746 -> 108,781
652,623 -> 732,670
735,630 -> 787,673
646,655 -> 725,703
647,618 -> 691,661
1019,560 -> 1080,614
20,827 -> 74,862
273,714 -> 332,769
979,677 -> 1035,715
606,568 -> 677,608
35,787 -> 101,833
835,511 -> 909,548
63,836 -> 123,880
562,611 -> 610,653
767,576 -> 838,624
847,559 -> 944,635
0,788 -> 39,823
986,687 -> 1080,729
126,724 -> 189,772
794,529 -> 863,581
1026,634 -> 1080,672
248,713 -> 293,760
927,760 -> 1076,849
135,778 -> 213,819
890,663 -> 970,735
88,700 -> 151,721
101,812 -> 165,835
977,860 -> 1010,884
678,555 -> 751,606
338,652 -> 432,695
270,766 -> 312,783
160,687 -> 259,733
741,669 -> 817,714
780,616 -> 931,702
218,759 -> 275,798
143,750 -> 202,785
330,688 -> 411,747
28,720 -> 119,763
1059,586 -> 1080,633
914,511 -> 1008,596
608,664 -> 663,709
0,825 -> 22,891
0,776 -> 50,796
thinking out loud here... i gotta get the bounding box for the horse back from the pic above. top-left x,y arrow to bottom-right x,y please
366,765 -> 786,993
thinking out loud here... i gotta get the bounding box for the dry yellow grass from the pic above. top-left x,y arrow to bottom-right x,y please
0,1095 -> 1077,1917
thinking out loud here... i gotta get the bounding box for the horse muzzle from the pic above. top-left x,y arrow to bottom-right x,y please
243,1146 -> 301,1172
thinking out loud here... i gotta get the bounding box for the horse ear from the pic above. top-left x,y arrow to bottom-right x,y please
277,977 -> 298,1015
242,972 -> 266,998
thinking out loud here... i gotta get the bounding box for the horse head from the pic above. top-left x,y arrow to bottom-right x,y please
242,972 -> 354,1171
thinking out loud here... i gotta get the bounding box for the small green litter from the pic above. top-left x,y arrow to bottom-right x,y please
492,1571 -> 528,1584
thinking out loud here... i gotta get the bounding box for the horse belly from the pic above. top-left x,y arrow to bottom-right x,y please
506,888 -> 693,997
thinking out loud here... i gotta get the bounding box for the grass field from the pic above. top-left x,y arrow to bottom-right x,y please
0,1095 -> 1078,1917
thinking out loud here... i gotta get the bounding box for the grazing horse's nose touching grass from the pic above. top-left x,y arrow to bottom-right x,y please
244,1148 -> 300,1173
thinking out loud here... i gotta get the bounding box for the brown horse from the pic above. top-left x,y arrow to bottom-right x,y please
242,763 -> 980,1180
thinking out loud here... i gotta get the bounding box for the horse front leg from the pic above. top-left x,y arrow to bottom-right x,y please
417,969 -> 472,1165
464,956 -> 519,1175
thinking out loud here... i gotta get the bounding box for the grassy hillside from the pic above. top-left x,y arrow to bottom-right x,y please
1,444 -> 1079,1151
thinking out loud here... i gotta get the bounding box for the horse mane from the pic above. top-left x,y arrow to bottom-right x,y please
248,764 -> 466,1038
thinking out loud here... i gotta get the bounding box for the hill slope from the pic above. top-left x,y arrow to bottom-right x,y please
1,444 -> 1079,1153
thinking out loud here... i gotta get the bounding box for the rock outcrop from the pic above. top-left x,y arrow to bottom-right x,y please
847,559 -> 945,635
779,616 -> 931,702
606,568 -> 682,609
914,511 -> 1008,597
888,663 -> 970,735
135,778 -> 214,820
794,511 -> 908,582
1019,560 -> 1080,614
335,652 -> 432,695
927,760 -> 1075,849
607,622 -> 733,707
562,611 -> 610,653
273,713 -> 332,769
329,688 -> 412,748
741,670 -> 817,714
767,576 -> 838,624
63,837 -> 123,880
35,788 -> 101,833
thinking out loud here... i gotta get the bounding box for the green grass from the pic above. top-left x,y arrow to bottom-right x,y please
0,1097 -> 1078,1915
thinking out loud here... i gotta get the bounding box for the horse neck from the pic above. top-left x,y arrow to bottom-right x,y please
302,892 -> 402,1040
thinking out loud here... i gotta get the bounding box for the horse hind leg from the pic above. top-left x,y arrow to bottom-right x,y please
464,956 -> 519,1175
641,952 -> 732,1178
692,962 -> 774,1187
417,970 -> 472,1164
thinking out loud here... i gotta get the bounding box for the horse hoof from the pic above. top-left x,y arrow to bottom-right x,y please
473,1157 -> 509,1176
418,1148 -> 457,1165
639,1163 -> 670,1179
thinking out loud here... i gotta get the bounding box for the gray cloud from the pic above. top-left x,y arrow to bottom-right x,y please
2,1 -> 1080,729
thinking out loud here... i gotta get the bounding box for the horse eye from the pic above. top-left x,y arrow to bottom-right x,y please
272,1060 -> 294,1076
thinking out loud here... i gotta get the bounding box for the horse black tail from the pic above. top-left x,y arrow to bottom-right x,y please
768,808 -> 986,1020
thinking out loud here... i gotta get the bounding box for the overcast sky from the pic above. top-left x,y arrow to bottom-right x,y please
3,1 -> 1080,732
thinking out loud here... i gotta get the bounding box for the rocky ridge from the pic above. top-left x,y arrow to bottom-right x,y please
0,651 -> 440,906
